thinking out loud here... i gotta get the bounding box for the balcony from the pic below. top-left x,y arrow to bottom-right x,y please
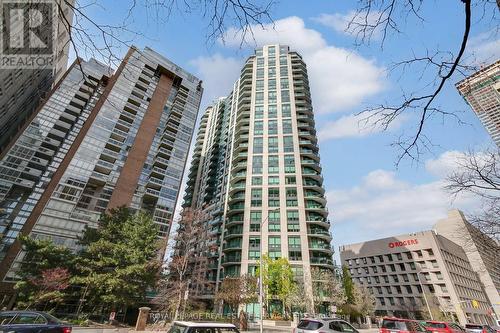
225,227 -> 243,238
310,257 -> 334,266
223,240 -> 242,251
222,255 -> 242,265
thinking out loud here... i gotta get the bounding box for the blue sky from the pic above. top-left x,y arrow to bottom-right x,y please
76,0 -> 498,254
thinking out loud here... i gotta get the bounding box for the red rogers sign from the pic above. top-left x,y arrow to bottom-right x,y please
389,239 -> 418,248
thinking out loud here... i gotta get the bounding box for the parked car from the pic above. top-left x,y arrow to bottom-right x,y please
294,318 -> 359,333
0,311 -> 71,333
465,324 -> 496,333
167,321 -> 240,333
380,317 -> 427,333
424,321 -> 465,333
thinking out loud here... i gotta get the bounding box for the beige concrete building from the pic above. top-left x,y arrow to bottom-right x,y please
456,60 -> 500,147
340,230 -> 494,325
181,45 -> 333,314
434,210 -> 500,320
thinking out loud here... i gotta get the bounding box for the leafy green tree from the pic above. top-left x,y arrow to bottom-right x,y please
256,255 -> 295,319
14,236 -> 76,310
74,208 -> 161,312
341,265 -> 355,303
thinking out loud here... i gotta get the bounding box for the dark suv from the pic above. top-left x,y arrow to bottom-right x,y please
0,311 -> 71,333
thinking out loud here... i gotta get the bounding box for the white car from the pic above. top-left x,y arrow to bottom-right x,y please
167,321 -> 240,333
294,318 -> 359,333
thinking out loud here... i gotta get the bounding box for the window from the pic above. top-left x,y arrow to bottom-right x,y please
252,176 -> 262,185
251,189 -> 262,207
268,176 -> 279,185
268,188 -> 280,207
256,79 -> 264,90
281,77 -> 289,89
253,137 -> 263,153
287,210 -> 300,232
268,210 -> 280,232
268,105 -> 277,118
282,119 -> 292,134
269,236 -> 281,250
250,211 -> 262,232
289,250 -> 302,261
268,120 -> 278,135
255,105 -> 264,119
268,137 -> 279,153
257,58 -> 264,66
255,91 -> 264,104
286,188 -> 298,207
268,155 -> 279,173
268,91 -> 277,104
0,313 -> 16,325
288,236 -> 301,249
284,155 -> 295,173
252,156 -> 262,174
268,79 -> 276,90
279,56 -> 287,66
268,67 -> 276,77
330,321 -> 356,333
281,90 -> 290,103
254,121 -> 263,135
256,68 -> 264,79
386,254 -> 393,261
249,236 -> 260,249
285,176 -> 296,184
281,104 -> 291,118
396,253 -> 403,260
10,314 -> 46,324
283,136 -> 294,152
280,66 -> 288,76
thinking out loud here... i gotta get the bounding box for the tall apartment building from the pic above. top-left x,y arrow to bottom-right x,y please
434,210 -> 500,320
340,231 -> 494,325
183,45 -> 333,313
0,0 -> 75,152
0,46 -> 202,307
456,60 -> 500,147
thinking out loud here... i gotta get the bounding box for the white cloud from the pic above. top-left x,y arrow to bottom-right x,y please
189,54 -> 243,106
318,112 -> 406,141
223,16 -> 326,53
330,151 -> 481,245
313,11 -> 385,40
220,16 -> 385,114
467,31 -> 500,65
424,150 -> 467,178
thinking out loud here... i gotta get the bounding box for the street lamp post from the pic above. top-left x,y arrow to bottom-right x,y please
259,208 -> 279,333
417,271 -> 433,320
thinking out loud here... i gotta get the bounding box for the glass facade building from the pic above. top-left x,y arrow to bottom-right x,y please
182,45 -> 333,311
0,47 -> 202,306
0,0 -> 75,152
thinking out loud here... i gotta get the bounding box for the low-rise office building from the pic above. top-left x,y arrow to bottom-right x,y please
340,230 -> 494,325
434,210 -> 500,319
